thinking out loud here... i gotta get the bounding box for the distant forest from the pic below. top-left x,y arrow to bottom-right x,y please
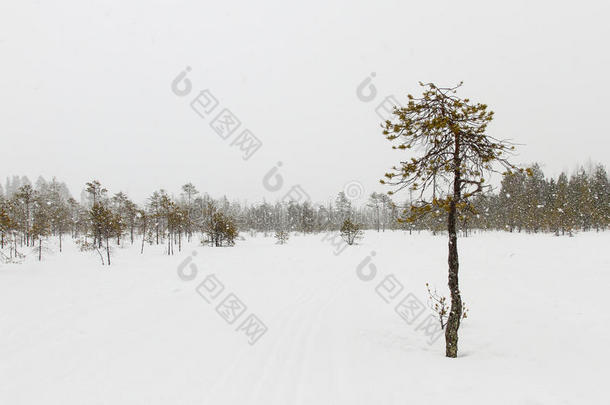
1,162 -> 609,261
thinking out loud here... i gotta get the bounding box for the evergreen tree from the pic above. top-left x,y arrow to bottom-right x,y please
554,173 -> 574,235
498,171 -> 526,232
0,201 -> 12,249
15,185 -> 34,246
31,192 -> 51,261
335,192 -> 352,225
523,163 -> 546,233
569,169 -> 594,231
181,182 -> 199,241
590,164 -> 610,230
380,82 -> 523,357
340,218 -> 363,245
90,202 -> 118,265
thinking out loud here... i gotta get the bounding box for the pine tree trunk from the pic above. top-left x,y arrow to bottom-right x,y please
445,201 -> 462,357
38,238 -> 42,261
445,137 -> 463,358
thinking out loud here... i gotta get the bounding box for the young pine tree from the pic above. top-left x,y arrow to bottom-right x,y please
380,82 -> 525,358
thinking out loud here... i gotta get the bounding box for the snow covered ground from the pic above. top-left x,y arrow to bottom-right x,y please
1,231 -> 609,404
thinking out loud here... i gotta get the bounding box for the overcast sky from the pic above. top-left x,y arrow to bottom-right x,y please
2,0 -> 609,204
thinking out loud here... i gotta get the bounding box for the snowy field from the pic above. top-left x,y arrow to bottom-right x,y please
1,231 -> 609,405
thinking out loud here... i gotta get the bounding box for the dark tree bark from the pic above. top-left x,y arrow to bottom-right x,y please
445,136 -> 463,358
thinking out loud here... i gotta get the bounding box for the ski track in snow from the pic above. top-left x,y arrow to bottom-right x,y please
204,252 -> 350,405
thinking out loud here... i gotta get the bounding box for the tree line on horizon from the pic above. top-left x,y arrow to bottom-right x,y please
0,162 -> 608,262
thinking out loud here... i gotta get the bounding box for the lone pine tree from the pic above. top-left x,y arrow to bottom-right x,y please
380,82 -> 524,357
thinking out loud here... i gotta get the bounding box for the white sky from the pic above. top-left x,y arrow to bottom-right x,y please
1,0 -> 609,204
